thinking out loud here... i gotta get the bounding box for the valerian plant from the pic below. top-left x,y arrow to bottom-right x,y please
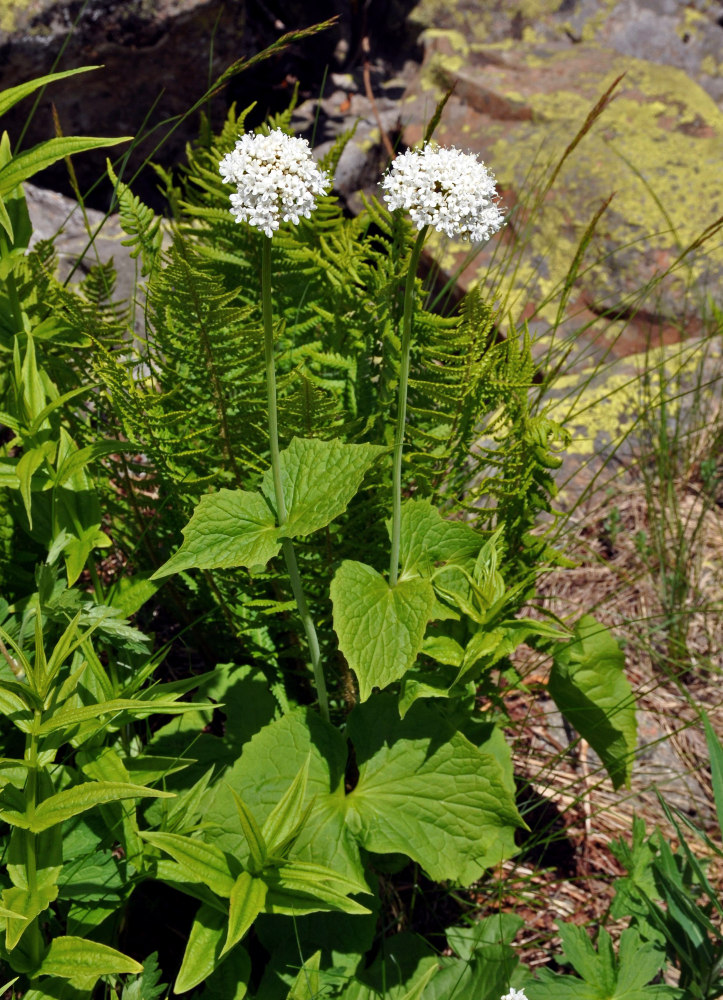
138,123 -> 637,991
0,40 -> 647,998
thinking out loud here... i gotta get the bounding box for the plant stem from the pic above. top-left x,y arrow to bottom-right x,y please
261,236 -> 329,721
23,718 -> 45,968
389,226 -> 428,587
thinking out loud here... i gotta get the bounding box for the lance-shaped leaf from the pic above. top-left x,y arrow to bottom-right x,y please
261,437 -> 384,538
222,873 -> 267,956
33,936 -> 142,989
0,67 -> 101,119
2,781 -> 173,833
0,135 -> 131,197
287,950 -> 322,1000
175,903 -> 230,994
230,788 -> 267,873
152,489 -> 281,578
140,832 -> 235,898
261,755 -> 310,856
331,560 -> 435,700
549,615 -> 636,790
37,697 -> 213,734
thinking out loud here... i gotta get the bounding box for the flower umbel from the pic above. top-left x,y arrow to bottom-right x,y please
501,990 -> 529,1000
381,143 -> 504,242
219,128 -> 330,237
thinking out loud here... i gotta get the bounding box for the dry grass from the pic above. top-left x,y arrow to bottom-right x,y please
489,457 -> 723,968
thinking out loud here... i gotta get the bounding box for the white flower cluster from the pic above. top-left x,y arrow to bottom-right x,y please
381,144 -> 504,243
219,129 -> 330,238
501,989 -> 528,1000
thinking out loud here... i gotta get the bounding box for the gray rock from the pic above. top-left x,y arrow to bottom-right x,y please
409,0 -> 723,105
24,180 -> 164,335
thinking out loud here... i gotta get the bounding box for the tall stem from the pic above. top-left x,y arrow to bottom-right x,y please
389,226 -> 428,586
23,718 -> 45,967
261,237 -> 329,721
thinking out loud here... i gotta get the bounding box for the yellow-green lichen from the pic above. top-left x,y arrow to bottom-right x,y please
0,0 -> 33,33
479,53 -> 723,326
546,336 -> 723,456
700,55 -> 720,78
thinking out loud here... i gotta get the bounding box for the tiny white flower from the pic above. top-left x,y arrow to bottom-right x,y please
381,143 -> 504,243
219,128 -> 330,238
501,989 -> 528,1000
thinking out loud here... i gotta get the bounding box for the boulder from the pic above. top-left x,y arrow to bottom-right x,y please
394,30 -> 723,360
408,0 -> 723,105
0,0 -> 356,208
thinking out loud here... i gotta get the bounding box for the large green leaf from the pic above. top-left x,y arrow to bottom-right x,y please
34,936 -> 142,990
399,498 -> 484,577
208,699 -> 523,888
549,615 -> 636,790
331,560 -> 435,701
151,489 -> 280,578
0,135 -> 131,197
261,437 -> 383,537
0,67 -> 100,119
1,781 -> 172,833
346,696 -> 524,883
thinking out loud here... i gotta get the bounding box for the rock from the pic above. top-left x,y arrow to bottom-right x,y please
24,180 -> 166,335
394,30 -> 723,361
542,333 -> 723,508
408,0 -> 723,105
0,0 -> 353,208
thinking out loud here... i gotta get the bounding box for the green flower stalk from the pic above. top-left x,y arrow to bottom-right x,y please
221,128 -> 331,720
381,143 -> 505,585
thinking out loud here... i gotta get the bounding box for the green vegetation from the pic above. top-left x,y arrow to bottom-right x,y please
0,27 -> 721,1000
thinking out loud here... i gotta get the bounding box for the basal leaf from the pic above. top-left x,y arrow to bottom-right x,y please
331,560 -> 435,701
209,701 -> 522,889
346,695 -> 525,884
261,437 -> 384,537
549,615 -> 636,790
152,489 -> 280,578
